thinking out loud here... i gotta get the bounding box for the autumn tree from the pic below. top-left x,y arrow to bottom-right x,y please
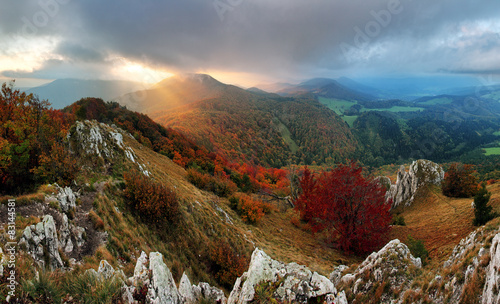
473,182 -> 496,226
295,163 -> 391,254
442,163 -> 478,198
0,82 -> 75,193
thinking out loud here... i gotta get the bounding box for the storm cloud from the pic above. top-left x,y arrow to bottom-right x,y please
1,0 -> 500,84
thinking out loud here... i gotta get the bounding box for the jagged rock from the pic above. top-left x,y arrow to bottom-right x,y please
228,248 -> 346,304
18,215 -> 64,270
179,273 -> 196,304
444,230 -> 479,268
338,239 -> 421,303
122,251 -> 225,304
56,184 -> 77,213
386,159 -> 444,208
329,265 -> 349,286
98,260 -> 116,279
148,252 -> 180,304
482,234 -> 500,303
59,214 -> 74,253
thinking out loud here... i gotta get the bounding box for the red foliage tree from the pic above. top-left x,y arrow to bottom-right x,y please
295,163 -> 391,254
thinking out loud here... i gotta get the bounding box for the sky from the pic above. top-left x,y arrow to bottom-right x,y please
1,0 -> 500,88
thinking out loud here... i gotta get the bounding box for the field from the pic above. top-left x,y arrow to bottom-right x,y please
318,97 -> 356,115
360,106 -> 425,113
342,115 -> 358,127
484,146 -> 500,156
418,97 -> 453,105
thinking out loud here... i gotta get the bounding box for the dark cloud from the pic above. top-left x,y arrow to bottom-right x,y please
1,0 -> 500,82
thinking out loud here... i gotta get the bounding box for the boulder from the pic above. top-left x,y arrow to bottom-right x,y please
386,159 -> 444,208
18,215 -> 64,270
98,260 -> 116,279
227,248 -> 346,304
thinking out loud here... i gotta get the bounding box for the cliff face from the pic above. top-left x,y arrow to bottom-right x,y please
386,159 -> 445,209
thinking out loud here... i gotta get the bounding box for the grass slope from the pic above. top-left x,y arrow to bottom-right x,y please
391,183 -> 500,263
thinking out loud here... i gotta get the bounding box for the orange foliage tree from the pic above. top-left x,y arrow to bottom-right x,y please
0,82 -> 75,193
295,163 -> 391,254
442,163 -> 478,198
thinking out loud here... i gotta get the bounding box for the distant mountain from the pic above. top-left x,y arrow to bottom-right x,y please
278,78 -> 373,101
336,77 -> 384,98
115,73 -> 226,114
355,75 -> 482,100
253,82 -> 295,93
27,79 -> 146,109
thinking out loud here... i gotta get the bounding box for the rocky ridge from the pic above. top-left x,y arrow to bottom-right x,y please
68,120 -> 151,176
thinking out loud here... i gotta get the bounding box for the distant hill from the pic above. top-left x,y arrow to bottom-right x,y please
277,78 -> 373,101
336,77 -> 384,98
115,73 -> 226,114
27,78 -> 146,109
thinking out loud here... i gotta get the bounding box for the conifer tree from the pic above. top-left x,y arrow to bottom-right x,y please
473,182 -> 495,226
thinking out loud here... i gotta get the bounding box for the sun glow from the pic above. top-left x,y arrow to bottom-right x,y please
112,58 -> 173,84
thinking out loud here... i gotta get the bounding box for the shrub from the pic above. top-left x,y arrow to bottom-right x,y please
124,170 -> 179,225
391,214 -> 406,226
406,236 -> 429,265
187,168 -> 237,197
20,270 -> 63,303
208,240 -> 248,288
238,196 -> 265,224
442,163 -> 478,198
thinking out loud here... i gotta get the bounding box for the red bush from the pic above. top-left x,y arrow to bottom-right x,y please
208,240 -> 248,288
124,170 -> 179,224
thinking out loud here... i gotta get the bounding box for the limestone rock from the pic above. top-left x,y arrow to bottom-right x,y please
148,252 -> 180,304
98,260 -> 115,280
178,273 -> 196,304
68,120 -> 150,176
228,248 -> 346,304
483,234 -> 500,303
18,215 -> 64,270
56,184 -> 77,213
59,214 -> 74,253
338,239 -> 421,303
386,159 -> 444,208
122,251 -> 225,304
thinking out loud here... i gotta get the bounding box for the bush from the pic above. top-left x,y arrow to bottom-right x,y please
406,236 -> 429,265
187,168 -> 237,197
391,214 -> 406,226
442,163 -> 478,198
208,240 -> 248,288
124,170 -> 179,225
229,194 -> 266,224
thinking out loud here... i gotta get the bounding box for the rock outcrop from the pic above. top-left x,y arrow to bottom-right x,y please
18,215 -> 64,270
228,248 -> 347,304
122,251 -> 226,304
337,239 -> 421,303
386,159 -> 444,208
68,120 -> 150,176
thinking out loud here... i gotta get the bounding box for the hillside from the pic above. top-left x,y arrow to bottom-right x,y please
277,78 -> 373,101
152,84 -> 357,167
